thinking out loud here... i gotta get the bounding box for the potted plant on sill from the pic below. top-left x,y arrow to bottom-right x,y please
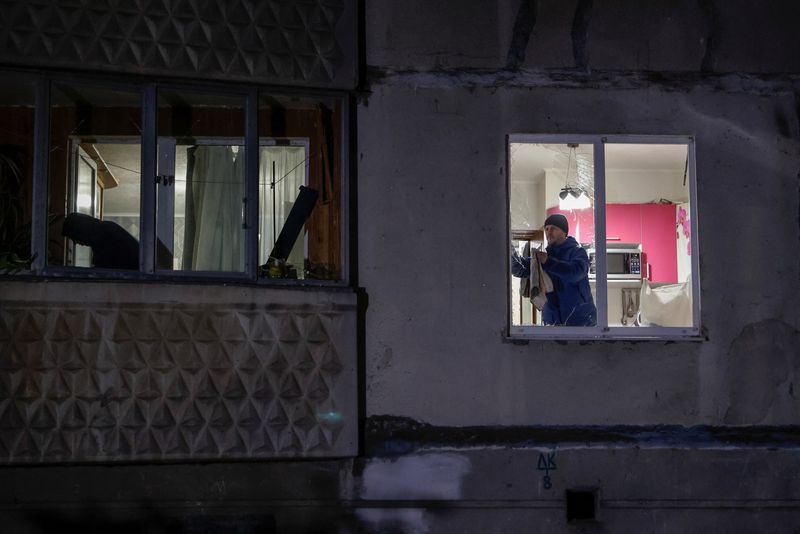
0,145 -> 32,274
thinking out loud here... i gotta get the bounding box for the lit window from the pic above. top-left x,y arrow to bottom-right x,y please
508,135 -> 700,340
257,94 -> 343,281
49,83 -> 143,271
2,70 -> 346,284
155,90 -> 247,273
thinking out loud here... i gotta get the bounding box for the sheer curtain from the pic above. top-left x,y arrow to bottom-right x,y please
182,145 -> 244,271
259,146 -> 307,268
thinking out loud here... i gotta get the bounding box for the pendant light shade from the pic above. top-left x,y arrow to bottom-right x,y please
558,144 -> 591,210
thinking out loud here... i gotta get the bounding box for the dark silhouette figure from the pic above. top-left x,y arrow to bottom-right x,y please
62,212 -> 139,270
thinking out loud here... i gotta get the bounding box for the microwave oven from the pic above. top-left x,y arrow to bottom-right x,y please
588,245 -> 643,280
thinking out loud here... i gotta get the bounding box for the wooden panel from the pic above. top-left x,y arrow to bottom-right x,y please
511,229 -> 544,242
261,104 -> 342,280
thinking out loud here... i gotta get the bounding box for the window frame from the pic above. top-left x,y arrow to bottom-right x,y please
506,134 -> 702,341
13,69 -> 349,287
68,142 -> 99,267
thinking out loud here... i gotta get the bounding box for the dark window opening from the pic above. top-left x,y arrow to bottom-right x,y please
566,488 -> 598,522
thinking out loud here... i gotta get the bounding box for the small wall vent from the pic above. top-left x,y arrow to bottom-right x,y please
565,488 -> 599,522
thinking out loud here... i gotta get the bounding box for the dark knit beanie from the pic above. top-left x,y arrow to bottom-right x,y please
544,213 -> 569,235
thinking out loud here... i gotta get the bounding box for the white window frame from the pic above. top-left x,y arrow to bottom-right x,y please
507,134 -> 702,341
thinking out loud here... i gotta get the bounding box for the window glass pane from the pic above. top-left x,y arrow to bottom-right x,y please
259,144 -> 308,277
73,149 -> 96,266
0,73 -> 35,272
48,83 -> 142,269
509,142 -> 596,326
156,91 -> 246,272
604,143 -> 692,327
257,93 -> 342,281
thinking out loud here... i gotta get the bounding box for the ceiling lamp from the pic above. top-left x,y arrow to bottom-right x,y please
558,144 -> 591,210
559,187 -> 591,210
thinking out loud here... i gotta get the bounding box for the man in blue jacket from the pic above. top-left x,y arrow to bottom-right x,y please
512,213 -> 597,326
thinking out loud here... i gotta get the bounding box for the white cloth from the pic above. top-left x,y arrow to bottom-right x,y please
184,146 -> 244,271
531,257 -> 554,311
259,146 -> 307,267
638,278 -> 692,327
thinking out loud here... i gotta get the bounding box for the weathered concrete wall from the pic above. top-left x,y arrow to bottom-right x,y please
2,444 -> 800,532
366,0 -> 800,74
1,1 -> 799,532
360,1 -> 800,428
353,2 -> 800,529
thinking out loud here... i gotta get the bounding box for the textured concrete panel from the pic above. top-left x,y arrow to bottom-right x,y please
0,281 -> 358,462
0,0 -> 357,89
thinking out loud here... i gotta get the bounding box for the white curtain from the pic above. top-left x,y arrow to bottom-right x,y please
258,146 -> 307,267
183,145 -> 244,271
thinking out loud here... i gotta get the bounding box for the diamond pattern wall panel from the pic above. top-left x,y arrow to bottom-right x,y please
0,295 -> 357,463
0,0 -> 356,89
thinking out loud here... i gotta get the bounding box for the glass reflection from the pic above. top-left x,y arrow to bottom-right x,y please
509,143 -> 596,326
604,143 -> 692,328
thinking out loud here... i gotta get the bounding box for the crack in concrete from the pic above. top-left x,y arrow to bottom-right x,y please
571,0 -> 593,71
365,66 -> 800,96
505,0 -> 538,71
720,319 -> 800,425
795,91 -> 800,255
698,0 -> 720,72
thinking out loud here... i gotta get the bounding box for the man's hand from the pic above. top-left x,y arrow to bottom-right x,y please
535,251 -> 548,264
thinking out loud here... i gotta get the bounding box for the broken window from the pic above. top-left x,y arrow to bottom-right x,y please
508,135 -> 700,339
258,94 -> 342,281
49,83 -> 143,270
4,70 -> 346,284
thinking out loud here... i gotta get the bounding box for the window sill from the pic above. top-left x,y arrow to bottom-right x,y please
0,278 -> 359,310
1,269 -> 350,291
507,326 -> 705,343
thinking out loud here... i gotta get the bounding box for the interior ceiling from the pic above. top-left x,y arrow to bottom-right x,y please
94,142 -> 305,217
93,143 -> 143,216
94,143 -> 192,217
510,143 -> 688,184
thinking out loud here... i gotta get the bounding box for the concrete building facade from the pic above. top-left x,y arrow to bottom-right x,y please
0,1 -> 799,532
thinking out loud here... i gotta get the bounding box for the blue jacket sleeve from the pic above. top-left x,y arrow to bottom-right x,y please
511,252 -> 531,278
542,248 -> 589,283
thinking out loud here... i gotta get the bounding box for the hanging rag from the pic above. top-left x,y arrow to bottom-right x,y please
519,242 -> 531,298
530,249 -> 554,311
